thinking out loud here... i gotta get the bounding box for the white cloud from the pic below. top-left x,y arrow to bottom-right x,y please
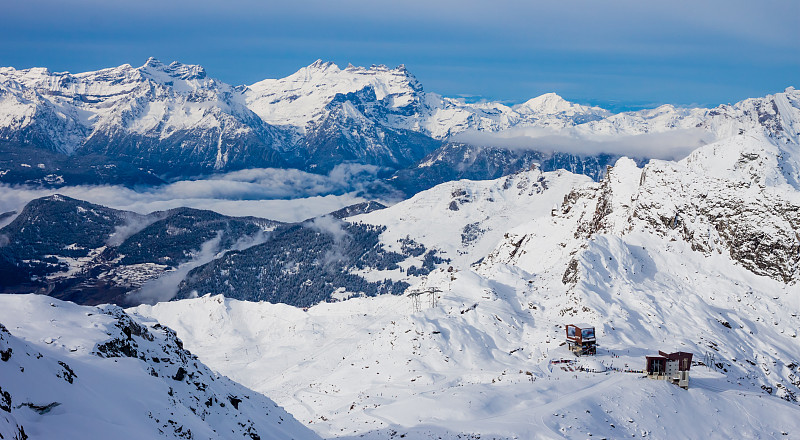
451,127 -> 716,161
307,215 -> 349,243
128,232 -> 224,305
307,215 -> 351,266
106,212 -> 166,247
0,165 -> 383,223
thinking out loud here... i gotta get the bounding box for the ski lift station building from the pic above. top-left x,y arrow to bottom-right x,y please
565,323 -> 596,356
645,351 -> 693,389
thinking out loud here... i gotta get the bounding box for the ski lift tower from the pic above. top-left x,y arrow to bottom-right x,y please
407,287 -> 442,312
408,291 -> 423,313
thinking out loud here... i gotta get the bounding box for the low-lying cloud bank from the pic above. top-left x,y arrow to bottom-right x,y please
128,229 -> 273,305
0,165 -> 382,224
0,131 -> 716,226
451,127 -> 716,161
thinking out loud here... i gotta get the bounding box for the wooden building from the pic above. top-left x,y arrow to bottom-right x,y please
645,351 -> 693,389
565,323 -> 596,356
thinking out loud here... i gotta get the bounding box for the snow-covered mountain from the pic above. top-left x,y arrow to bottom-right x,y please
0,58 -> 290,176
2,58 -> 795,187
483,134 -> 800,282
243,60 -> 799,146
4,59 -> 800,440
128,132 -> 800,439
578,87 -> 800,143
246,61 -> 427,134
245,61 -> 610,139
0,294 -> 318,439
354,166 -> 593,268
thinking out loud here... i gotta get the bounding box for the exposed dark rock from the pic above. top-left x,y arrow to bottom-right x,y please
562,258 -> 579,285
173,367 -> 187,382
19,402 -> 60,415
228,395 -> 242,410
56,361 -> 76,384
0,386 -> 11,412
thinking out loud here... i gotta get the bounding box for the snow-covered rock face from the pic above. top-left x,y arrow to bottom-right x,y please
0,59 -> 290,175
0,294 -> 318,440
578,87 -> 800,144
579,135 -> 800,283
245,61 -> 612,140
354,167 -> 593,268
245,60 -> 424,132
486,135 -> 800,283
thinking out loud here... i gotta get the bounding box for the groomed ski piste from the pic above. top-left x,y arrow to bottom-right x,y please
132,133 -> 800,439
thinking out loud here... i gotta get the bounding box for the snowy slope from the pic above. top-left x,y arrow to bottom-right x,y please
0,294 -> 318,439
133,134 -> 800,439
352,166 -> 592,268
481,133 -> 800,397
135,260 -> 800,439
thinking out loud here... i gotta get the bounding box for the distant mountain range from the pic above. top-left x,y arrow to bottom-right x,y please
1,59 -> 797,193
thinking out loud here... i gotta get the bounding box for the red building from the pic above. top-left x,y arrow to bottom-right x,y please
645,351 -> 693,389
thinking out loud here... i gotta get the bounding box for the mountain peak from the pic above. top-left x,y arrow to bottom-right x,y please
516,92 -> 579,115
140,57 -> 207,81
525,92 -> 568,105
308,59 -> 337,70
143,56 -> 163,68
42,194 -> 72,203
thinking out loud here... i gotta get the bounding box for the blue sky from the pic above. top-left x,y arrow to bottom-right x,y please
1,0 -> 797,111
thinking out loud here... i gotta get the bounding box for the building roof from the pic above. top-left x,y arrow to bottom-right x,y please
648,351 -> 693,371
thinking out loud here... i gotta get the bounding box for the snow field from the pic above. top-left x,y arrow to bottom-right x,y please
0,295 -> 319,439
136,136 -> 800,438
